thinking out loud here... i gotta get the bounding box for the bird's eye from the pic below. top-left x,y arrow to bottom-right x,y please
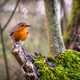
21,24 -> 25,27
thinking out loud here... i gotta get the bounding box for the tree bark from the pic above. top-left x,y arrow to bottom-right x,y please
60,0 -> 67,33
44,0 -> 65,57
12,43 -> 38,80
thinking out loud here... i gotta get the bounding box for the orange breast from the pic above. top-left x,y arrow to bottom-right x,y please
12,27 -> 29,41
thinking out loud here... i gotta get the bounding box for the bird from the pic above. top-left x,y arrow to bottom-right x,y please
10,22 -> 30,42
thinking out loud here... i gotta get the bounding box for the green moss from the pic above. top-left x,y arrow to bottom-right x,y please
34,50 -> 80,80
34,56 -> 55,80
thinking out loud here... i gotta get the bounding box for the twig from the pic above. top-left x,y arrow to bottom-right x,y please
0,0 -> 20,79
2,0 -> 20,31
0,24 -> 10,80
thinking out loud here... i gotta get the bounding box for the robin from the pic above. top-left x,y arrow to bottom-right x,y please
10,22 -> 30,42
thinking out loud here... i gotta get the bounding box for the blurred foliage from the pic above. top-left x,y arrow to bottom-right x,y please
34,50 -> 80,80
64,0 -> 80,45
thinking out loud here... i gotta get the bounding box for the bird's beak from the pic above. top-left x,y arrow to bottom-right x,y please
26,25 -> 31,27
